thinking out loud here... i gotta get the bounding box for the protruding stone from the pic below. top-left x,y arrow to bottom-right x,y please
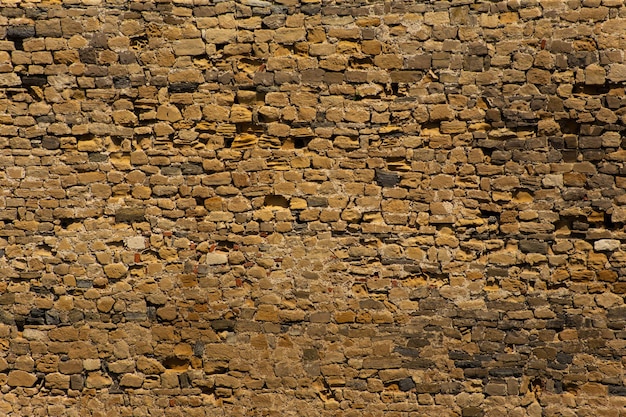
608,64 -> 626,82
104,263 -> 128,279
594,239 -> 620,251
206,252 -> 228,265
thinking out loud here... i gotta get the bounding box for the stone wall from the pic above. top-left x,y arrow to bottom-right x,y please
1,0 -> 626,415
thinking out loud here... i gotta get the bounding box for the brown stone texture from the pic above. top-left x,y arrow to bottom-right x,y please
0,0 -> 626,416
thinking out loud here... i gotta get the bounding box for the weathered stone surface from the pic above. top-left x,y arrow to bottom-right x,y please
7,371 -> 37,387
204,29 -> 237,45
126,236 -> 146,250
173,39 -> 206,56
103,263 -> 128,279
607,64 -> 626,82
0,1 -> 623,415
594,239 -> 620,251
0,73 -> 21,87
206,252 -> 228,265
115,208 -> 146,223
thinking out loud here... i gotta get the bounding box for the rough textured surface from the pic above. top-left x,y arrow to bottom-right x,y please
1,0 -> 626,415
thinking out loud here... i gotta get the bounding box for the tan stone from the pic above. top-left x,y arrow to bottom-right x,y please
585,64 -> 606,85
374,54 -> 403,69
203,104 -> 230,121
97,296 -> 116,312
344,107 -> 370,123
429,105 -> 454,121
85,373 -> 112,389
104,263 -> 128,279
320,55 -> 348,71
0,73 -> 21,87
156,305 -> 177,321
597,108 -> 617,124
119,374 -> 144,388
7,370 -> 37,387
137,357 -> 165,375
77,172 -> 106,184
230,105 -> 252,123
45,373 -> 70,389
227,196 -> 252,212
608,64 -> 626,82
157,104 -> 183,122
205,29 -> 237,44
204,172 -> 231,185
275,28 -> 306,44
113,110 -> 138,125
173,38 -> 206,55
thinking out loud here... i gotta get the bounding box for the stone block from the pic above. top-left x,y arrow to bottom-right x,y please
173,39 -> 206,56
275,28 -> 306,44
204,29 -> 237,44
7,371 -> 37,387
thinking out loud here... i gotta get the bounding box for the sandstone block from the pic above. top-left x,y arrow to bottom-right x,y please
205,29 -> 237,44
230,105 -> 252,123
425,11 -> 450,25
275,28 -> 306,44
97,297 -> 115,313
157,104 -> 183,122
126,236 -> 146,250
597,108 -> 617,124
585,64 -> 606,85
608,64 -> 626,82
7,370 -> 37,387
113,110 -> 138,125
45,373 -> 70,389
344,107 -> 370,123
374,54 -> 403,69
429,105 -> 454,121
119,374 -> 144,388
204,172 -> 231,185
116,207 -> 145,223
104,263 -> 128,279
137,357 -> 165,375
594,239 -> 620,251
85,373 -> 112,389
203,104 -> 230,121
406,54 -> 431,69
0,73 -> 21,87
173,39 -> 206,56
206,252 -> 228,265
35,20 -> 62,37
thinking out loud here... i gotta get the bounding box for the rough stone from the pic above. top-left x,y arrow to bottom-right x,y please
7,371 -> 37,387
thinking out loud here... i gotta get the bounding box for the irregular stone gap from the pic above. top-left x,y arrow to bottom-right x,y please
20,74 -> 48,87
572,83 -> 612,95
162,357 -> 190,370
559,119 -> 580,135
129,34 -> 148,50
223,135 -> 234,148
479,209 -> 500,225
264,195 -> 289,208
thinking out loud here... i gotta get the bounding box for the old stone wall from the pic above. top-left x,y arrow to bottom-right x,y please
0,0 -> 626,415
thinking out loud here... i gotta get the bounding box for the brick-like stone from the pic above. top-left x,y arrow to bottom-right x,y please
7,371 -> 37,387
173,39 -> 206,56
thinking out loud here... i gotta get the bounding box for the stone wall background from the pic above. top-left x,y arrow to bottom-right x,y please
0,0 -> 626,415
